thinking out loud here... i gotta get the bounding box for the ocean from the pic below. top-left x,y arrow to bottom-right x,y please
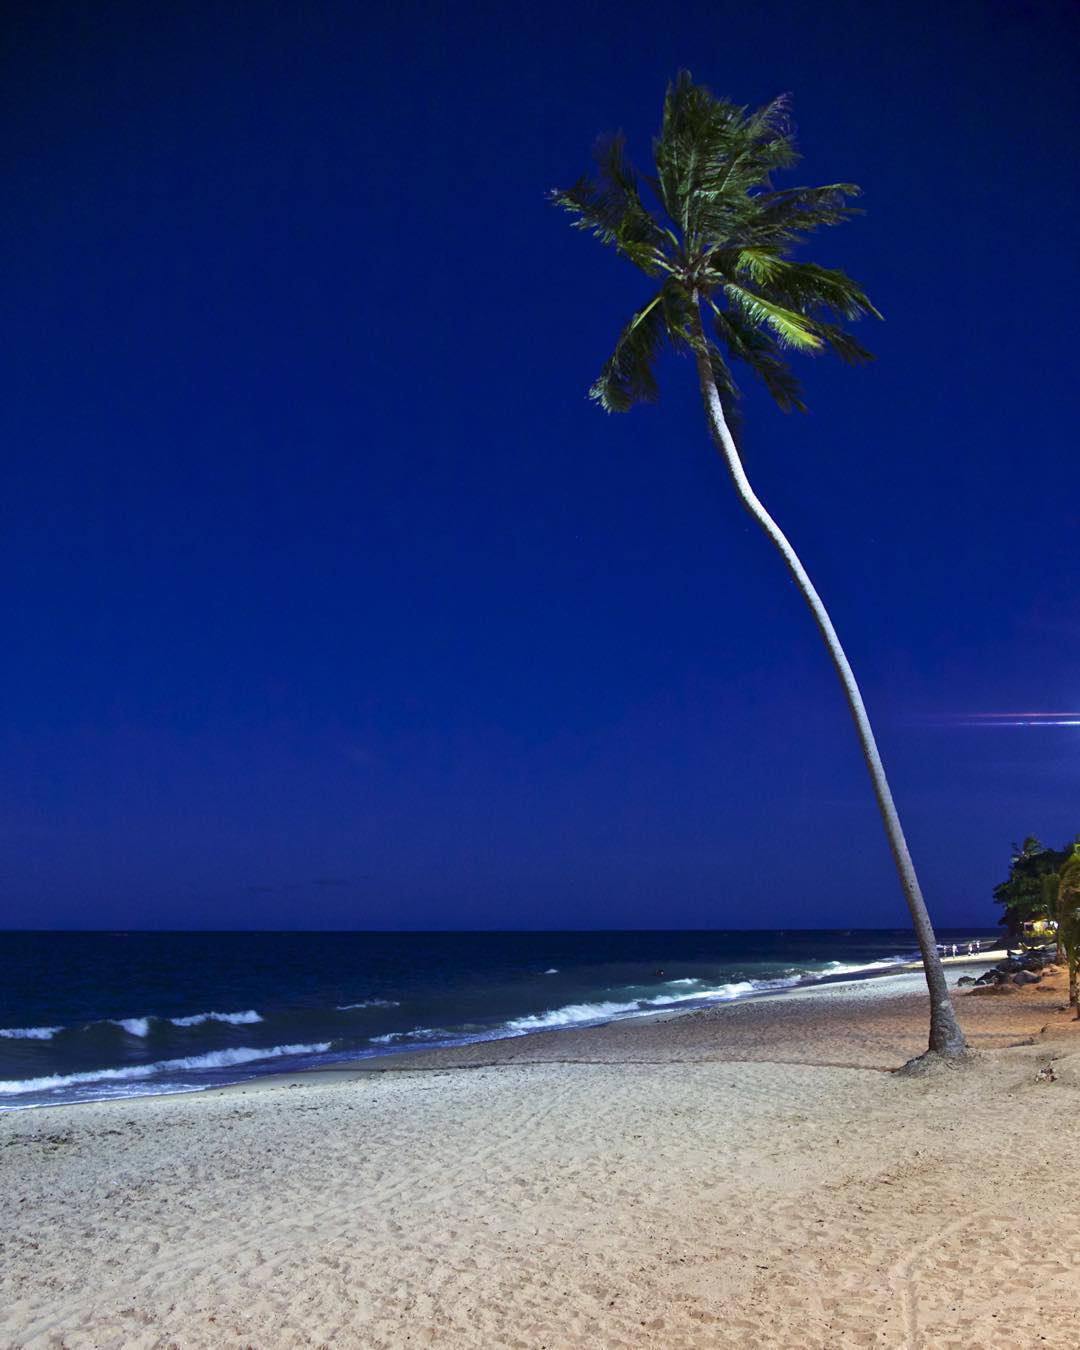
0,928 -> 996,1110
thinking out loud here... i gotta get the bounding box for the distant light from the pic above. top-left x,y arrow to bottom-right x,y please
962,712 -> 1080,719
945,712 -> 1080,728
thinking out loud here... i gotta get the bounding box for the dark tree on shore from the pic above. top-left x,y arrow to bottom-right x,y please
993,836 -> 1073,941
551,73 -> 966,1058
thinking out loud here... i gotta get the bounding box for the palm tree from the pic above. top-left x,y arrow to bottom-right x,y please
1042,872 -> 1063,962
1057,847 -> 1080,1012
551,72 -> 966,1058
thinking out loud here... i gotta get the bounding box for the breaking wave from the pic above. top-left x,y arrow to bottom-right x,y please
503,983 -> 758,1033
0,1042 -> 332,1098
169,1010 -> 263,1027
501,974 -> 821,1034
0,1010 -> 267,1039
370,1027 -> 460,1045
110,1017 -> 152,1037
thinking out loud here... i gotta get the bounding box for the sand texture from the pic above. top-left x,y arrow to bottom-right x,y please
3,965 -> 1079,1348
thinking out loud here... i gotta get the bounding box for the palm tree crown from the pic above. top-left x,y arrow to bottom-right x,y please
550,72 -> 881,415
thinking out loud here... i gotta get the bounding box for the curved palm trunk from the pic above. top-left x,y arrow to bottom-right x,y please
688,305 -> 966,1058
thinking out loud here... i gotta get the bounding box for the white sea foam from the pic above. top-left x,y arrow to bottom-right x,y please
820,956 -> 911,978
370,1028 -> 439,1044
0,1026 -> 62,1040
503,978 -> 796,1033
0,1042 -> 332,1098
169,1010 -> 263,1027
336,1000 -> 401,1010
505,1000 -> 646,1031
110,1018 -> 152,1037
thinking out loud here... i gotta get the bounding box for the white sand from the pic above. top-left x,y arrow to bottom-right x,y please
2,962 -> 1079,1348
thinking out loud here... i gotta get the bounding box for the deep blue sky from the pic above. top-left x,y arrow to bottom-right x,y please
3,0 -> 1077,930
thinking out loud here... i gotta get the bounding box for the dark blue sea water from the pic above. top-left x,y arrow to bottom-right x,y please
0,929 -> 996,1110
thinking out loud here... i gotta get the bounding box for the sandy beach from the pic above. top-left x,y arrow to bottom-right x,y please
3,958 -> 1079,1349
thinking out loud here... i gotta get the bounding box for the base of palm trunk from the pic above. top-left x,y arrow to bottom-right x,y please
897,1045 -> 977,1076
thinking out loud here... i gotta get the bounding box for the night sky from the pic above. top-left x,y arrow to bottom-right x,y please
3,1 -> 1077,930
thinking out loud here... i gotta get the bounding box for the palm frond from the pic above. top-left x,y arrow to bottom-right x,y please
706,251 -> 880,325
656,281 -> 694,350
549,133 -> 671,275
722,282 -> 825,352
709,304 -> 807,412
748,184 -> 863,244
813,321 -> 876,364
724,245 -> 785,286
589,291 -> 668,412
741,93 -> 793,144
752,259 -> 880,321
655,77 -> 800,244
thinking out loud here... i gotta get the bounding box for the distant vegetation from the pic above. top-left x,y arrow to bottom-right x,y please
994,835 -> 1080,940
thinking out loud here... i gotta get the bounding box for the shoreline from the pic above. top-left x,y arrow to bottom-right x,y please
0,945 -> 1010,1113
209,947 -> 1012,1096
3,955 -> 1078,1346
